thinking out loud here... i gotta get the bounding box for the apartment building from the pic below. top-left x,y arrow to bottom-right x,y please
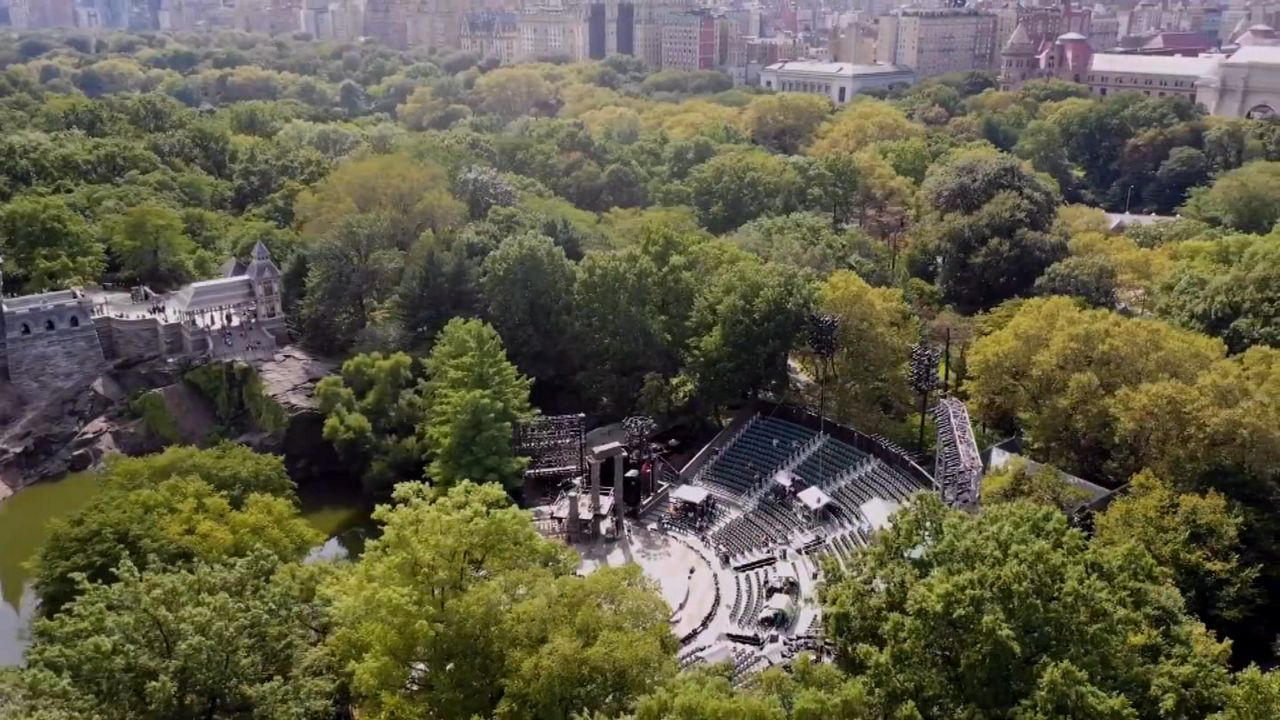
876,7 -> 998,79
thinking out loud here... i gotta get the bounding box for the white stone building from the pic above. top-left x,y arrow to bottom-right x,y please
1198,45 -> 1280,117
1085,53 -> 1218,101
759,60 -> 914,104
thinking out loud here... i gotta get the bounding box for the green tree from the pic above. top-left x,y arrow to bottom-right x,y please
294,153 -> 465,249
966,297 -> 1224,481
396,234 -> 482,350
624,657 -> 879,720
687,149 -> 800,233
1182,161 -> 1280,233
913,151 -> 1066,310
1034,255 -> 1118,308
481,233 -> 578,385
742,93 -> 832,154
18,554 -> 341,720
730,212 -> 887,279
32,468 -> 318,616
821,496 -> 1231,720
806,271 -> 917,437
809,100 -> 923,158
1154,234 -> 1280,352
0,196 -> 104,293
298,213 -> 404,353
1095,471 -> 1259,625
1211,667 -> 1280,720
105,204 -> 195,288
316,351 -> 428,493
420,319 -> 533,489
326,481 -> 675,720
685,260 -> 814,409
475,68 -> 554,121
981,458 -> 1089,514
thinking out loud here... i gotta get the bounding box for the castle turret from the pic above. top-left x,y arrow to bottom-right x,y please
1000,23 -> 1037,91
243,241 -> 283,321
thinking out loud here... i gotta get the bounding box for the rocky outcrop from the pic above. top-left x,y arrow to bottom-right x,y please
252,347 -> 342,485
0,345 -> 340,496
254,347 -> 336,415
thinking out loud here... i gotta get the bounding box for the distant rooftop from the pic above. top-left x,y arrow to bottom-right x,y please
1090,52 -> 1221,76
764,60 -> 911,75
1226,45 -> 1280,64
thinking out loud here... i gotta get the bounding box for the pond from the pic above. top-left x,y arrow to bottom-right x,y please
0,473 -> 372,667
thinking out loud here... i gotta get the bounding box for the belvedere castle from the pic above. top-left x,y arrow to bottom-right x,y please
0,242 -> 286,394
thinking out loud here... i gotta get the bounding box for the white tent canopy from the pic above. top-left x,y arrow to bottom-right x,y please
671,485 -> 710,505
797,486 -> 832,512
773,470 -> 794,489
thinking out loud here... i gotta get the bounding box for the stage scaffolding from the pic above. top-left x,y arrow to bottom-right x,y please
513,413 -> 586,482
933,396 -> 982,509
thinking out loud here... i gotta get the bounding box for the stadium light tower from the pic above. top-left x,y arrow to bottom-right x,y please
623,415 -> 658,494
909,338 -> 941,453
806,313 -> 839,486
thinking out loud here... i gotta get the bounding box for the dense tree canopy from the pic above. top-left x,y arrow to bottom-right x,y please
822,496 -> 1232,720
5,28 -> 1280,717
326,481 -> 675,720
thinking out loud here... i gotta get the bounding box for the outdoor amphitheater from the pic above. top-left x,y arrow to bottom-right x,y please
526,400 -> 972,683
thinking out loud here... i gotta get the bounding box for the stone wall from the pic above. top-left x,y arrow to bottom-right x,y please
7,324 -> 107,393
94,320 -> 117,360
104,317 -> 163,361
162,323 -> 184,355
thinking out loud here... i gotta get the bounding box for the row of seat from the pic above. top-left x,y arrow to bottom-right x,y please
703,417 -> 817,494
793,436 -> 867,486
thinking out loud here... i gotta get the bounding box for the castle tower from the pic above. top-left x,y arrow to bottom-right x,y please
1000,23 -> 1037,91
243,241 -> 283,322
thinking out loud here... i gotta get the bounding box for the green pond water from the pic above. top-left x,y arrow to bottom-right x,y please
0,474 -> 372,666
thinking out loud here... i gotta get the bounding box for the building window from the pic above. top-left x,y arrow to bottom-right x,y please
20,323 -> 30,335
45,319 -> 55,331
765,80 -> 773,89
1100,87 -> 1107,95
70,316 -> 80,328
839,86 -> 847,102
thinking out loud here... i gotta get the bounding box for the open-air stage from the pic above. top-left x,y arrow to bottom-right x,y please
576,523 -> 720,640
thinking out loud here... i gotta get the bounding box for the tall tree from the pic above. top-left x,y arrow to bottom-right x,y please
912,151 -> 1066,310
396,235 -> 482,351
686,149 -> 800,233
806,271 -> 916,437
316,351 -> 428,494
298,212 -> 404,353
685,260 -> 814,409
420,319 -> 533,489
293,153 -> 465,249
742,93 -> 832,154
1181,160 -> 1280,233
32,473 -> 318,616
105,204 -> 195,288
480,233 -> 579,386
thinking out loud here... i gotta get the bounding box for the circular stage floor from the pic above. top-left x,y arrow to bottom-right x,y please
575,523 -> 718,640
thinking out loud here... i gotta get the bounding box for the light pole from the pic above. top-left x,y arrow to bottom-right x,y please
909,338 -> 941,454
806,313 -> 839,486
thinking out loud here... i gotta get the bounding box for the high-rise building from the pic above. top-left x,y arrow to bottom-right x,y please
661,8 -> 716,70
876,7 -> 998,78
518,7 -> 587,61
